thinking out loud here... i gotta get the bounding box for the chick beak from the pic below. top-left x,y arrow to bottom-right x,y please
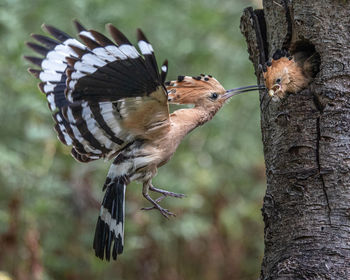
268,84 -> 282,97
223,85 -> 265,100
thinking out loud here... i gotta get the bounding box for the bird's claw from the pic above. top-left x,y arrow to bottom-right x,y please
141,196 -> 176,219
142,184 -> 184,219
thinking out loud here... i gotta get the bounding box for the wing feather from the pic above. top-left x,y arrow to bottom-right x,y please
26,20 -> 170,162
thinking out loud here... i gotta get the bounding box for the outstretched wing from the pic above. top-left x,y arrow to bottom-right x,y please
26,21 -> 170,162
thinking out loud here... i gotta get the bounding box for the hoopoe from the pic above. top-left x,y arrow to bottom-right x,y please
263,49 -> 319,101
25,20 -> 263,261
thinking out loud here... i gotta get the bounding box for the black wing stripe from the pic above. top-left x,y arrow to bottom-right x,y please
74,102 -> 122,150
69,103 -> 112,154
77,64 -> 149,91
39,82 -> 66,95
26,42 -> 50,56
106,25 -> 153,84
63,106 -> 104,155
24,56 -> 42,67
137,29 -> 160,81
73,19 -> 86,33
66,54 -> 149,101
28,31 -> 85,110
52,112 -> 73,145
42,24 -> 71,42
90,29 -> 115,47
98,102 -> 127,141
107,24 -> 132,46
91,28 -> 150,87
89,102 -> 125,145
63,24 -> 164,103
53,112 -> 100,158
28,68 -> 41,78
54,111 -> 100,159
107,27 -> 153,84
31,34 -> 60,49
70,59 -> 159,102
71,147 -> 97,163
40,73 -> 69,110
79,34 -> 101,50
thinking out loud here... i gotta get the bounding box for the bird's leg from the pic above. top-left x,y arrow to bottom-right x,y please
141,181 -> 176,219
149,184 -> 185,198
141,184 -> 185,212
140,195 -> 166,211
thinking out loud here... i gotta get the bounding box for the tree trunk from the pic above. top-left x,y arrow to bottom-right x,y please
240,1 -> 350,279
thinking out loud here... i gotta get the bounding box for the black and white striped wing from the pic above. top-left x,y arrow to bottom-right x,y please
26,21 -> 170,162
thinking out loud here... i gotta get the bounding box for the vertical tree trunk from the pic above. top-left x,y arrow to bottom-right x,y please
240,1 -> 350,279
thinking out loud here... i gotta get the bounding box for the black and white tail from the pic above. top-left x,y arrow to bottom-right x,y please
93,173 -> 128,261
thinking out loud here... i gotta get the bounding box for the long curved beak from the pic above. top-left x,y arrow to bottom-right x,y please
222,85 -> 265,100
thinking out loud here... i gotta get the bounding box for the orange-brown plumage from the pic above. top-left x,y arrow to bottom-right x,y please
167,75 -> 226,105
263,49 -> 319,101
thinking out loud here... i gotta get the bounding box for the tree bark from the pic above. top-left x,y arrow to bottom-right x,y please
240,1 -> 350,279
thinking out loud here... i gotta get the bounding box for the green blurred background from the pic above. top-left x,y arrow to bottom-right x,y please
0,0 -> 265,279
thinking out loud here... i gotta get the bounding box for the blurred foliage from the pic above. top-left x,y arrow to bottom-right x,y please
0,0 -> 265,279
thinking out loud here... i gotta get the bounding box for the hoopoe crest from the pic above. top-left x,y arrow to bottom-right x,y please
25,20 -> 262,261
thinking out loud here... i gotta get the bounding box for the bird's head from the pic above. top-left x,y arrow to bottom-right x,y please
263,49 -> 310,101
166,74 -> 262,109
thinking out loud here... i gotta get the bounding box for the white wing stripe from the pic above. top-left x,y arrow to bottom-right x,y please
138,40 -> 154,55
41,59 -> 67,72
73,61 -> 97,74
43,82 -> 56,93
79,31 -> 96,41
46,51 -> 67,62
47,93 -> 56,110
71,71 -> 85,80
39,71 -> 62,82
54,44 -> 78,57
92,48 -> 116,62
105,45 -> 127,59
119,44 -> 139,59
62,38 -> 86,49
81,53 -> 107,67
58,123 -> 73,145
99,102 -> 123,136
81,102 -> 116,150
66,107 -> 102,154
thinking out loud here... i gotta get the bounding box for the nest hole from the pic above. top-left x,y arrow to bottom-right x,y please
290,40 -> 320,78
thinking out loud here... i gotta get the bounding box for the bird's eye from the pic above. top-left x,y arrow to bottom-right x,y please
210,92 -> 218,100
276,78 -> 281,84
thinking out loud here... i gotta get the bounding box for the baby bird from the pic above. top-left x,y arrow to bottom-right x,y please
25,21 -> 262,261
263,49 -> 320,101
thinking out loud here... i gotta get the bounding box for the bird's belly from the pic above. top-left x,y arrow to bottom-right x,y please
117,140 -> 177,183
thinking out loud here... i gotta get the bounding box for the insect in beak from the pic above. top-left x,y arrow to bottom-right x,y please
223,85 -> 265,100
268,84 -> 282,97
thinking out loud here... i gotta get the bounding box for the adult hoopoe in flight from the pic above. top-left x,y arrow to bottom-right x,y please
25,20 -> 263,261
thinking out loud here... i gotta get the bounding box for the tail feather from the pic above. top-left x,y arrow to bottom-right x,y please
93,175 -> 127,261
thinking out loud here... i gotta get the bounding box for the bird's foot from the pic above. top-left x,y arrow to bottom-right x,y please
141,195 -> 176,219
149,185 -> 185,198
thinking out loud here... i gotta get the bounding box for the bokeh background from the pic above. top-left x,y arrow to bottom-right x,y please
0,0 -> 265,279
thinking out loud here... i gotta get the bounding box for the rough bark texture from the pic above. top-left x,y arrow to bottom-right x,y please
241,1 -> 350,279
